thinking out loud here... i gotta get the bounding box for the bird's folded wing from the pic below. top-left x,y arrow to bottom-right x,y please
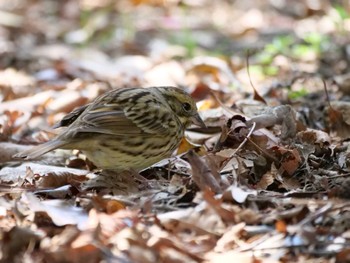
66,109 -> 141,136
53,104 -> 90,128
68,106 -> 171,136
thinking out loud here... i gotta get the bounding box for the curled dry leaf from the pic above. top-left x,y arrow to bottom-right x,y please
246,105 -> 298,140
215,111 -> 281,156
297,128 -> 331,146
255,166 -> 276,190
185,150 -> 221,193
38,171 -> 87,188
0,162 -> 88,186
214,115 -> 248,151
222,184 -> 257,204
326,101 -> 350,139
297,129 -> 334,159
270,146 -> 302,176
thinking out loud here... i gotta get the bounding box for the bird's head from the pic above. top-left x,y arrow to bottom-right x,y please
156,86 -> 206,129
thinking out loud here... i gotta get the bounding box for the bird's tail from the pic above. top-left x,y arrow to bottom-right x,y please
13,139 -> 66,160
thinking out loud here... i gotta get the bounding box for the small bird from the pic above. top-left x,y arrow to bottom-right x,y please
14,86 -> 206,171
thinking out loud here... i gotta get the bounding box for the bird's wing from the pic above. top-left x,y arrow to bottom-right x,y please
64,89 -> 175,137
76,108 -> 145,135
53,104 -> 90,128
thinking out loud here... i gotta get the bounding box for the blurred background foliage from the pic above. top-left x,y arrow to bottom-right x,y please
1,0 -> 350,97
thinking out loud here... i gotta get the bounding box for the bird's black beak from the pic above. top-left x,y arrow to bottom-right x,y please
191,113 -> 206,128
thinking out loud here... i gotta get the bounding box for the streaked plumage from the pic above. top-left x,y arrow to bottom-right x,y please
14,86 -> 205,171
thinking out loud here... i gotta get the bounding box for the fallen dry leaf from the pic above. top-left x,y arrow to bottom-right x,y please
185,150 -> 222,193
23,193 -> 89,228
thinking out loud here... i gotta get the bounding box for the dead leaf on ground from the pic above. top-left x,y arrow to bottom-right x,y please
185,150 -> 222,193
270,146 -> 302,176
246,105 -> 298,140
22,193 -> 89,229
0,162 -> 88,187
326,101 -> 350,139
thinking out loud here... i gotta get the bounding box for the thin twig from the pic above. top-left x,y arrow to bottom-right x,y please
230,121 -> 256,158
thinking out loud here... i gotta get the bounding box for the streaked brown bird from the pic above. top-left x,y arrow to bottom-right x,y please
14,86 -> 205,171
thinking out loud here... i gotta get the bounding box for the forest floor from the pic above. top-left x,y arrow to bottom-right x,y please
1,0 -> 350,262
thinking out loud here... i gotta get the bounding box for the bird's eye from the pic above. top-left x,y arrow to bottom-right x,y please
182,102 -> 192,112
